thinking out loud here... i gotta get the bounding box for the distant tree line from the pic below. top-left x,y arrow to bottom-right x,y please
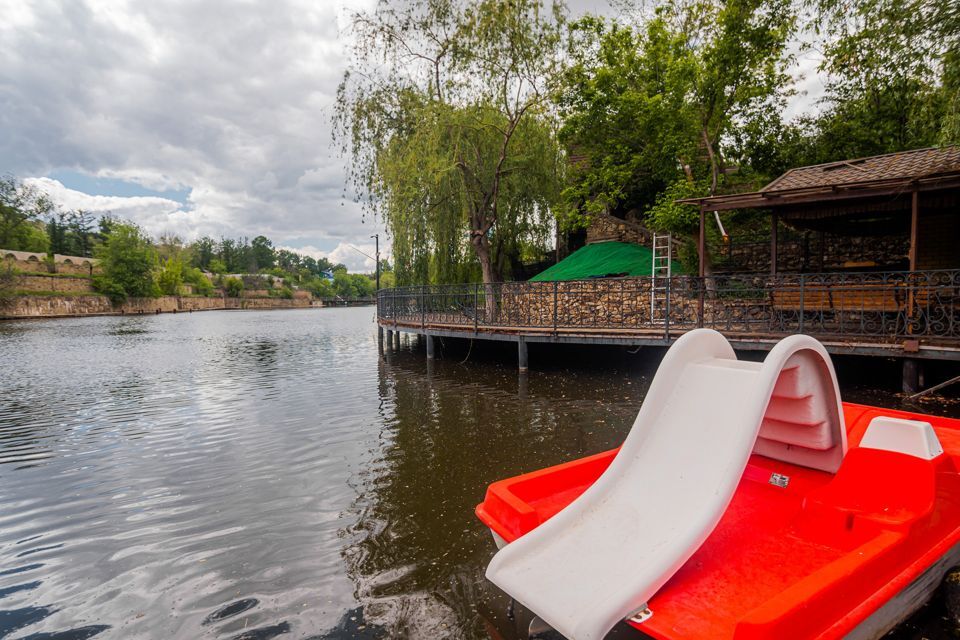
0,175 -> 386,304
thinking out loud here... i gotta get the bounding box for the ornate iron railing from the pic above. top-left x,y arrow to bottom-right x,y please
377,270 -> 960,344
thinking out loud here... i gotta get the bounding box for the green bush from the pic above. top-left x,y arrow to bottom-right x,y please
208,258 -> 227,275
93,222 -> 160,304
224,277 -> 244,297
92,275 -> 129,304
306,277 -> 335,298
183,267 -> 214,296
156,257 -> 184,295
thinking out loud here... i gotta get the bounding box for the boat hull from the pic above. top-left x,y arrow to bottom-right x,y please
476,403 -> 960,640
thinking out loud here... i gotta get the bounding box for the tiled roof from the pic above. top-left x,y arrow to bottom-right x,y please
762,147 -> 960,193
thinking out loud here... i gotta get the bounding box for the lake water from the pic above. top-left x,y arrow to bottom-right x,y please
0,308 -> 955,639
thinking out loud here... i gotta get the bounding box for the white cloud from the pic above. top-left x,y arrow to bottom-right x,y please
1,0 -> 388,271
2,0 -> 823,277
277,241 -> 379,272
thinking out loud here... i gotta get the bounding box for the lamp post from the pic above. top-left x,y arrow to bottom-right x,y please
371,233 -> 380,291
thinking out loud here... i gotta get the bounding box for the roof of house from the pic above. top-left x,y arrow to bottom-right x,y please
681,146 -> 960,212
530,241 -> 682,282
763,146 -> 960,193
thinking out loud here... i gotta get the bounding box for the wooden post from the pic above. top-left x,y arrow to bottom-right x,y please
425,333 -> 435,359
770,211 -> 778,275
378,326 -> 384,354
385,329 -> 392,350
909,189 -> 919,271
902,358 -> 921,394
698,206 -> 706,327
393,330 -> 400,350
908,188 -> 920,325
518,336 -> 529,373
818,230 -> 825,271
698,206 -> 706,278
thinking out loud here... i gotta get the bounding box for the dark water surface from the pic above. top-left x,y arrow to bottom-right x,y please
0,308 -> 957,640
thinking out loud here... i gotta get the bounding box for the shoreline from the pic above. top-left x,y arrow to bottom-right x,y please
0,293 -> 336,321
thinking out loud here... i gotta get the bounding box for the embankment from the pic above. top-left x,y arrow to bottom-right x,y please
0,294 -> 315,319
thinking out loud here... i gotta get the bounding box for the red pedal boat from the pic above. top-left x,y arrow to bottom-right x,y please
476,330 -> 960,640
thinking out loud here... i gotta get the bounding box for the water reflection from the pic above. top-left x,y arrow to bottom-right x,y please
340,350 -> 651,638
0,310 -> 956,639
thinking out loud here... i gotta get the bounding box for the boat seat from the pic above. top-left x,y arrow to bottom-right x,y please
803,447 -> 937,527
858,416 -> 944,460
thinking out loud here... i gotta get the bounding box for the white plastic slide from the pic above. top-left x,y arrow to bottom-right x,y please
485,329 -> 846,640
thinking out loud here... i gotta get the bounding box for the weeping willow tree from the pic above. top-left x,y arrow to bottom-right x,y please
334,0 -> 565,287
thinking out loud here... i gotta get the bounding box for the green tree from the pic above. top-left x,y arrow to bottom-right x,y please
335,0 -> 565,289
12,221 -> 50,254
208,258 -> 227,275
556,0 -> 794,268
0,176 -> 55,251
155,256 -> 185,295
93,222 -> 160,303
306,276 -> 335,298
191,236 -> 217,270
810,0 -> 959,146
250,235 -> 275,271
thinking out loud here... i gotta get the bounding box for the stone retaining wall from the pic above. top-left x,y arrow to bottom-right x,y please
713,232 -> 911,273
585,213 -> 654,246
498,279 -> 659,326
1,294 -> 314,319
13,274 -> 97,294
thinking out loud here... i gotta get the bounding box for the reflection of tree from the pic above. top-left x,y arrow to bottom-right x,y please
340,355 -> 647,639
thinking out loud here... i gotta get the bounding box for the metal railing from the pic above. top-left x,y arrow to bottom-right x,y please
377,270 -> 960,344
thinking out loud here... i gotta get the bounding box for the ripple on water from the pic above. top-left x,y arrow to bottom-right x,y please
1,309 -> 955,639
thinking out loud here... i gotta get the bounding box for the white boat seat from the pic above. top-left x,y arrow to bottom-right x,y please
859,416 -> 943,460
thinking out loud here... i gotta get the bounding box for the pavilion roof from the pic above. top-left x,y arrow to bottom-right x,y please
681,146 -> 960,211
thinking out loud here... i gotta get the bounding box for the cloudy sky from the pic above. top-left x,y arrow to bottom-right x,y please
0,0 -> 823,272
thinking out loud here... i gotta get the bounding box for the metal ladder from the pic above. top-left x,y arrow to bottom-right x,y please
650,233 -> 672,323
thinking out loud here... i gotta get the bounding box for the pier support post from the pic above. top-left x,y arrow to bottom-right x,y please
518,337 -> 529,373
902,358 -> 922,394
425,333 -> 435,359
393,330 -> 401,350
378,326 -> 384,354
385,329 -> 393,350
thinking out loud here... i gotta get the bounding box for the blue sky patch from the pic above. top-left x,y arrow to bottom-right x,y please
49,170 -> 191,204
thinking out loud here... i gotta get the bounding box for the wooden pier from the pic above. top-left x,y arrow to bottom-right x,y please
376,270 -> 960,390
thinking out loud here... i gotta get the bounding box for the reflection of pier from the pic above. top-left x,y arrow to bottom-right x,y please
376,270 -> 960,388
318,296 -> 376,307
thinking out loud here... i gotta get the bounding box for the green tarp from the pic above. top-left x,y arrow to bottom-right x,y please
529,241 -> 681,282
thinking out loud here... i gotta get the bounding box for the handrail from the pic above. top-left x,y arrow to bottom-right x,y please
376,270 -> 960,344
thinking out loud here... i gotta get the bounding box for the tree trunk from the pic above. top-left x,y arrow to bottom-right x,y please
472,231 -> 500,321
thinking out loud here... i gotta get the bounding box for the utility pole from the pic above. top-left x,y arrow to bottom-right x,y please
371,233 -> 380,290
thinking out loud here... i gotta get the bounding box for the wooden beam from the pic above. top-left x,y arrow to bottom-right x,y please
698,206 -> 706,278
771,211 -> 778,275
909,188 -> 919,271
690,174 -> 960,212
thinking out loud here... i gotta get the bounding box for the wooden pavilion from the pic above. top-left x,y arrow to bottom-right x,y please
686,146 -> 960,277
683,147 -> 960,390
